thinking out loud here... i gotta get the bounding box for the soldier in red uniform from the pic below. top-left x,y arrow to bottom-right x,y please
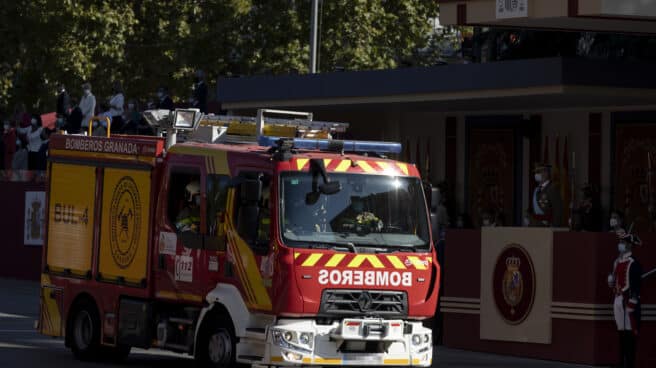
607,232 -> 642,368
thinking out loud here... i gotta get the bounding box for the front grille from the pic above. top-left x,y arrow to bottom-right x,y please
319,290 -> 408,317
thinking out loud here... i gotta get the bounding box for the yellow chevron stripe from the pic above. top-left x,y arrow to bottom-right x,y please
347,255 -> 385,268
323,158 -> 332,168
294,252 -> 300,259
376,161 -> 393,173
325,254 -> 346,267
297,158 -> 309,171
397,163 -> 409,176
407,256 -> 428,270
357,160 -> 376,173
302,253 -> 323,267
334,160 -> 351,172
387,255 -> 407,269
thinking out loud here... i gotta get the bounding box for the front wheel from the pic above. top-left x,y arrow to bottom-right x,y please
197,318 -> 236,367
70,301 -> 101,361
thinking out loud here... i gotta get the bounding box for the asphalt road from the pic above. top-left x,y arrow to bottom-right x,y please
0,278 -> 592,368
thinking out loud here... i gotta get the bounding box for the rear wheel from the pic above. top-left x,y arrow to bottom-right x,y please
197,317 -> 236,367
70,300 -> 101,361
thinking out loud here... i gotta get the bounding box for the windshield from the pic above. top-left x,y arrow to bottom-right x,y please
280,172 -> 430,251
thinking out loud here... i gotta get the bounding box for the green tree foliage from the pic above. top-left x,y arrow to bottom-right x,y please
0,0 -> 443,114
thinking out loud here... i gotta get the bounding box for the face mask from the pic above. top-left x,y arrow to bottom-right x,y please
84,89 -> 90,95
194,196 -> 201,206
483,219 -> 491,226
31,119 -> 38,126
534,174 -> 542,183
128,103 -> 135,109
3,124 -> 8,131
610,218 -> 618,228
16,139 -> 21,146
618,243 -> 627,253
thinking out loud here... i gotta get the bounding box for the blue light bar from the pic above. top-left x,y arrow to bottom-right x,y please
258,136 -> 402,154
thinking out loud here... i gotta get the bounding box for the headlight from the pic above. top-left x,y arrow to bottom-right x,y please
424,334 -> 430,343
299,332 -> 313,348
284,331 -> 294,342
412,334 -> 422,346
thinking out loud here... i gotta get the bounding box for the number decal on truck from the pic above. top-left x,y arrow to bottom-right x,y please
175,255 -> 193,282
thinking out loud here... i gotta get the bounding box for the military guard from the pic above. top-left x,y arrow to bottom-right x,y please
607,232 -> 642,368
530,164 -> 564,227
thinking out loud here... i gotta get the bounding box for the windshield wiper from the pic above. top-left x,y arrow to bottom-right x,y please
307,241 -> 357,253
374,245 -> 419,253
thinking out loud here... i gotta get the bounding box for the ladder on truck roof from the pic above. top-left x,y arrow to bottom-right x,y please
143,108 -> 349,147
142,108 -> 401,155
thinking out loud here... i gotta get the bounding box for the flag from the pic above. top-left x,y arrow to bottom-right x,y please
561,137 -> 571,223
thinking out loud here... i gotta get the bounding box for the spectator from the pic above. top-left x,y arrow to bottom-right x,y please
34,128 -> 51,171
192,69 -> 208,113
156,86 -> 174,110
122,99 -> 142,134
108,81 -> 125,134
79,82 -> 96,132
12,138 -> 28,171
17,115 -> 44,170
56,83 -> 70,130
2,119 -> 16,169
13,102 -> 30,129
66,97 -> 83,134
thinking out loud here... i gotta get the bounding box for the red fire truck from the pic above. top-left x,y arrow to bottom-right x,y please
38,109 -> 440,367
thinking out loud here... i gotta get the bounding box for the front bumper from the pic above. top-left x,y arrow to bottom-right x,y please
265,318 -> 433,366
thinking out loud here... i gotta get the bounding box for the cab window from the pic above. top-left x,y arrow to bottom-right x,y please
166,167 -> 202,248
233,172 -> 271,255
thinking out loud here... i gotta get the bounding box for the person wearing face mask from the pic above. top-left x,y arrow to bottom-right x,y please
79,82 -> 96,132
156,86 -> 174,110
108,81 -> 125,134
607,232 -> 642,368
176,180 -> 202,233
609,209 -> 627,236
530,163 -> 564,227
16,115 -> 44,170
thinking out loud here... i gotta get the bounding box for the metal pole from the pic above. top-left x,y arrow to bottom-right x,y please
309,0 -> 319,73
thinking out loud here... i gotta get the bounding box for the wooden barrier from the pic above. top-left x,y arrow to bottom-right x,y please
442,229 -> 656,368
0,177 -> 46,281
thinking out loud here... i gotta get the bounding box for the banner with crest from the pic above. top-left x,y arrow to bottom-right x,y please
480,227 -> 553,344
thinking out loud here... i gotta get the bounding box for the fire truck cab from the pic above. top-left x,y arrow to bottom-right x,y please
39,108 -> 440,367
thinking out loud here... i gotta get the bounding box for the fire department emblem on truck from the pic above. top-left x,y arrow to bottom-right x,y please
110,176 -> 141,269
492,243 -> 535,325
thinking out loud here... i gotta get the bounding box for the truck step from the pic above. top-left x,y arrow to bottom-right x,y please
245,327 -> 267,340
169,317 -> 194,325
238,355 -> 263,362
160,342 -> 191,353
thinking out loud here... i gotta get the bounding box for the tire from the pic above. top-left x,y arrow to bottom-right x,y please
69,300 -> 102,361
197,316 -> 237,368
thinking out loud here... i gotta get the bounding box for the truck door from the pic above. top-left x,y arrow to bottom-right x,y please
155,163 -> 207,303
224,170 -> 274,312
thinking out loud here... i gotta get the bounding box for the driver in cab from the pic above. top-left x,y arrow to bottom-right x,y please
176,181 -> 201,233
